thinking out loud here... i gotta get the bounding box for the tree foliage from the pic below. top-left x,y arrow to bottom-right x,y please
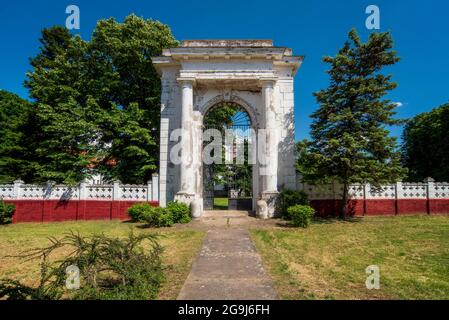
24,15 -> 178,184
401,103 -> 449,181
0,90 -> 37,183
298,29 -> 406,217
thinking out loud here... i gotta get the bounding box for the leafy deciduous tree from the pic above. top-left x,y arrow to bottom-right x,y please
0,90 -> 36,183
24,15 -> 178,184
402,103 -> 449,181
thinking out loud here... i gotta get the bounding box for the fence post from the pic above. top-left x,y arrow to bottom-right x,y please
363,183 -> 367,216
425,177 -> 435,215
79,182 -> 87,200
152,174 -> 159,203
13,180 -> 23,199
395,181 -> 402,215
113,181 -> 122,201
147,180 -> 153,202
365,183 -> 372,215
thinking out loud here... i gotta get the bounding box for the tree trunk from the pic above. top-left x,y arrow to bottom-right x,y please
340,183 -> 349,219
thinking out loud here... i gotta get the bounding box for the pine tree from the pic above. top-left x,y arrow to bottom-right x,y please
299,29 -> 406,218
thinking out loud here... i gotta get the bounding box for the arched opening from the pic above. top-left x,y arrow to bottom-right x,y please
202,102 -> 255,211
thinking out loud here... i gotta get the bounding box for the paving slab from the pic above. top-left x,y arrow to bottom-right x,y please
178,224 -> 278,300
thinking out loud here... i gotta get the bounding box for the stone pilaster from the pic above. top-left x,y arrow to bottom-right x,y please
175,78 -> 196,205
260,78 -> 279,217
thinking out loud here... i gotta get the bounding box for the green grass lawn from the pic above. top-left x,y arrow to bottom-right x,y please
251,216 -> 449,300
0,221 -> 205,300
213,197 -> 228,210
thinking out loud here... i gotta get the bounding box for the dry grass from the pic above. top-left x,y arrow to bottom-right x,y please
0,221 -> 205,300
251,215 -> 449,300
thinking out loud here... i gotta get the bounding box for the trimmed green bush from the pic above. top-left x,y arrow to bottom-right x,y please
167,201 -> 191,224
0,200 -> 15,225
143,207 -> 174,228
279,189 -> 309,220
128,203 -> 153,222
287,205 -> 315,228
128,201 -> 191,228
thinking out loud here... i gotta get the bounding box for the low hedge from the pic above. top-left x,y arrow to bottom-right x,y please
278,189 -> 309,220
128,201 -> 191,228
287,205 -> 316,228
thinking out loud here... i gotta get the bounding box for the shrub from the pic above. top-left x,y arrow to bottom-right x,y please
128,203 -> 153,222
287,205 -> 315,228
0,232 -> 164,300
0,200 -> 15,225
167,201 -> 191,224
146,207 -> 174,228
278,189 -> 309,220
142,207 -> 174,228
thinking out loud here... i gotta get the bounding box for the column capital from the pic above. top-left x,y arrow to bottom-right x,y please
259,77 -> 278,88
177,77 -> 196,86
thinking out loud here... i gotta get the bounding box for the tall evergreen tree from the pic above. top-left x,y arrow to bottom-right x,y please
298,29 -> 406,218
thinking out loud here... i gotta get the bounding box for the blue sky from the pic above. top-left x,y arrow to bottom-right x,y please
0,0 -> 448,141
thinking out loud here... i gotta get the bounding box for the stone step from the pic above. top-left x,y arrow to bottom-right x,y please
202,210 -> 252,219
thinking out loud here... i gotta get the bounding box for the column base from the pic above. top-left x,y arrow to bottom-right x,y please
174,191 -> 196,205
175,191 -> 203,219
260,191 -> 280,218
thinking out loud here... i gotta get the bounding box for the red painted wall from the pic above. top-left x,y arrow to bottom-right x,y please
310,199 -> 449,217
6,200 -> 159,223
6,198 -> 449,223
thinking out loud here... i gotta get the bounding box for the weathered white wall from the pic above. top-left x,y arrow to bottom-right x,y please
159,67 -> 181,207
275,66 -> 297,191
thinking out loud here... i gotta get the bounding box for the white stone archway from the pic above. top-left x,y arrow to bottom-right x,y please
152,40 -> 303,218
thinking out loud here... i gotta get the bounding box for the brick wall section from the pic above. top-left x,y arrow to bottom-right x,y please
6,200 -> 159,223
303,180 -> 449,217
310,199 -> 449,217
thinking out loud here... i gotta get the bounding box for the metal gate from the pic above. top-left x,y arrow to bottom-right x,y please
202,103 -> 253,211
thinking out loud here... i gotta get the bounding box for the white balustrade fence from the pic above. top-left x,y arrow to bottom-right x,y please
0,174 -> 159,202
300,179 -> 449,200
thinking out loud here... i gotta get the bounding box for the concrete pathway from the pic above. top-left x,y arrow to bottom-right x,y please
177,211 -> 278,300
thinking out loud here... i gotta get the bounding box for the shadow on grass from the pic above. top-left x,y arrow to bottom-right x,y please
275,216 -> 364,228
312,217 -> 364,225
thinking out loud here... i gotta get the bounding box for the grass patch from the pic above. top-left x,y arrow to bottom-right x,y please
0,221 -> 205,300
251,216 -> 449,300
214,197 -> 228,210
